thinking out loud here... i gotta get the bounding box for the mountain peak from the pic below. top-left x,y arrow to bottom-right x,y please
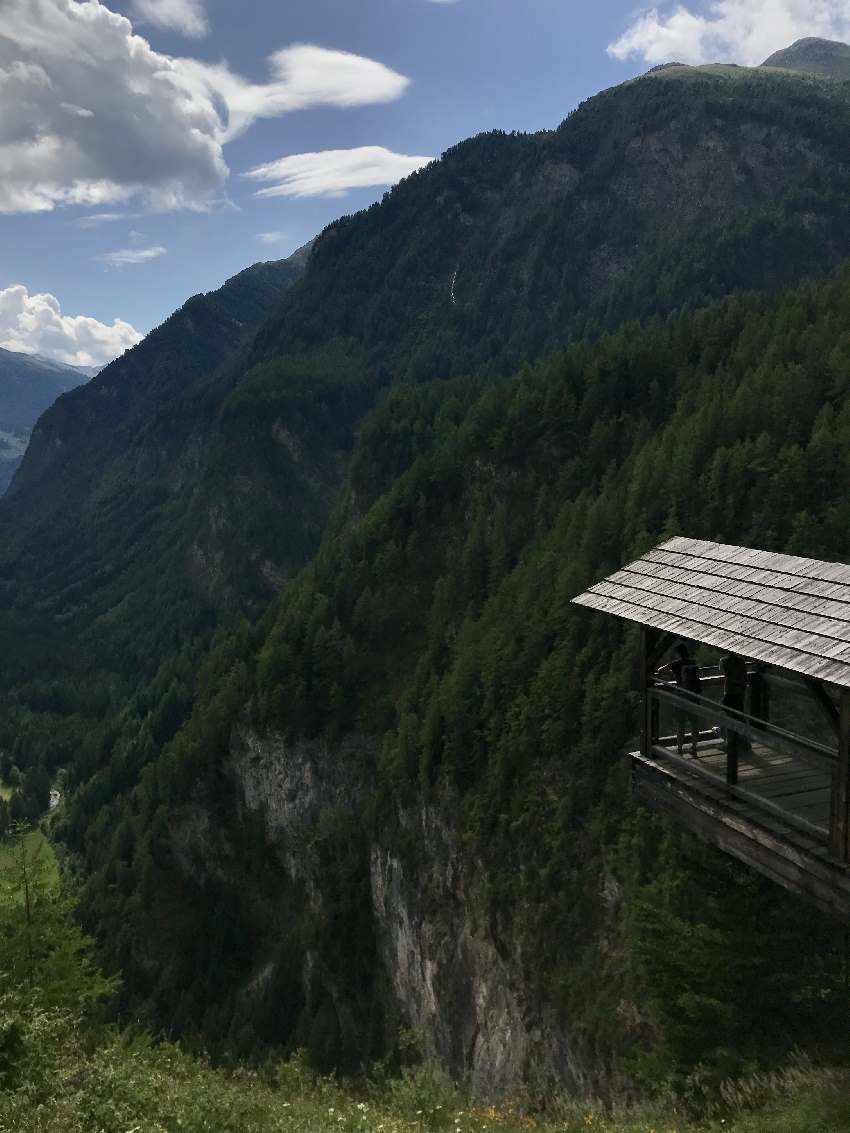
762,37 -> 850,80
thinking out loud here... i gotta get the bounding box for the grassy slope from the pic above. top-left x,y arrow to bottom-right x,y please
0,827 -> 59,891
2,1033 -> 848,1133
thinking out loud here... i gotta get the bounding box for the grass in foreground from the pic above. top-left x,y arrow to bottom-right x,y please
1,1008 -> 848,1133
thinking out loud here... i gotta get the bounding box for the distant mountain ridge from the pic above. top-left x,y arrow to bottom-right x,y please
0,348 -> 97,494
763,37 -> 850,80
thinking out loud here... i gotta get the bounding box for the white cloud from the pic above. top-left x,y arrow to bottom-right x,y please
0,0 -> 412,215
608,1 -> 850,67
256,231 -> 287,244
244,146 -> 433,200
0,284 -> 142,367
97,246 -> 167,267
133,0 -> 209,38
179,45 -> 412,144
73,212 -> 128,228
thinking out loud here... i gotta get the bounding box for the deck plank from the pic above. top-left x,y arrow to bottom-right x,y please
654,734 -> 834,832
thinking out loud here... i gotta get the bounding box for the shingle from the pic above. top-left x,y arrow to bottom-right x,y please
573,538 -> 850,689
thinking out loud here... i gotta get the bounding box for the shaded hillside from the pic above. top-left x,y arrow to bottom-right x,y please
68,269 -> 850,1092
0,349 -> 94,494
763,37 -> 850,81
0,252 -> 311,686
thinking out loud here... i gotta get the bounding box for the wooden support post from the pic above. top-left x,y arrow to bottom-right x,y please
831,690 -> 850,862
726,729 -> 739,786
640,626 -> 660,758
805,678 -> 840,739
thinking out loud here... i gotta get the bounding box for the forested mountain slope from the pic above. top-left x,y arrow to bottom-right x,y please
0,348 -> 93,494
6,58 -> 850,1098
7,64 -> 850,671
0,252 -> 309,690
72,271 -> 850,1094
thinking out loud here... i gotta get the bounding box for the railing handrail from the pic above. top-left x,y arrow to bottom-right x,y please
649,681 -> 837,763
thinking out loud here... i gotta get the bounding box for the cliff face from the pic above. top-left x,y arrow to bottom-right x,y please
369,811 -> 581,1097
219,727 -> 584,1097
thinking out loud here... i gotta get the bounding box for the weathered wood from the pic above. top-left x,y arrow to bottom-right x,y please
574,538 -> 850,919
651,745 -> 829,841
727,727 -> 739,786
572,538 -> 850,689
832,691 -> 850,861
805,678 -> 841,738
652,686 -> 836,767
634,753 -> 850,924
639,626 -> 656,758
638,778 -> 850,921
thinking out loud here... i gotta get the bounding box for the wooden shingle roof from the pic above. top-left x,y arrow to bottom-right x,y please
572,537 -> 850,688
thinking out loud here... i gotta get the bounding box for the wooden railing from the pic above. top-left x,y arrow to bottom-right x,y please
638,626 -> 850,862
649,683 -> 837,771
642,680 -> 848,855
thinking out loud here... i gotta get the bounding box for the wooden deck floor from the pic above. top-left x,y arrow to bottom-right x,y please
654,736 -> 832,839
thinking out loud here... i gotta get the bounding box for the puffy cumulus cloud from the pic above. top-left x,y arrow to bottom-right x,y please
97,245 -> 167,266
0,0 -> 412,214
608,0 -> 850,67
0,284 -> 142,367
244,146 -> 433,199
133,0 -> 208,38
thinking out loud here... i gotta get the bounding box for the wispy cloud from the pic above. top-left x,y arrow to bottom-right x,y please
608,0 -> 850,67
133,0 -> 209,38
0,283 -> 142,367
0,1 -> 412,214
97,246 -> 167,267
255,231 -> 287,244
244,146 -> 433,200
73,213 -> 130,229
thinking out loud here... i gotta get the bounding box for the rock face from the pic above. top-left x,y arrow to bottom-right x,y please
223,727 -> 584,1098
370,813 -> 582,1097
763,37 -> 850,81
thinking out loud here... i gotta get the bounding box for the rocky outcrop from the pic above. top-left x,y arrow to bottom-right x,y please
222,726 -> 584,1098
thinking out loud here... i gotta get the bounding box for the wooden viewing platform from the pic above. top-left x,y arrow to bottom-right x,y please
572,537 -> 850,924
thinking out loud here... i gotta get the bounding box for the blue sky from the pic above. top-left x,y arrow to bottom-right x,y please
0,0 -> 847,365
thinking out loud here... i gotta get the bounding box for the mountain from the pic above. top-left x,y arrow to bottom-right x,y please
78,269 -> 850,1093
0,348 -> 95,494
0,251 -> 311,692
8,65 -> 850,660
0,347 -> 94,428
763,37 -> 850,81
5,58 -> 850,1094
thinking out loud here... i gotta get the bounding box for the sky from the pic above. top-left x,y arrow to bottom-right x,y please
1,0 -> 849,366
